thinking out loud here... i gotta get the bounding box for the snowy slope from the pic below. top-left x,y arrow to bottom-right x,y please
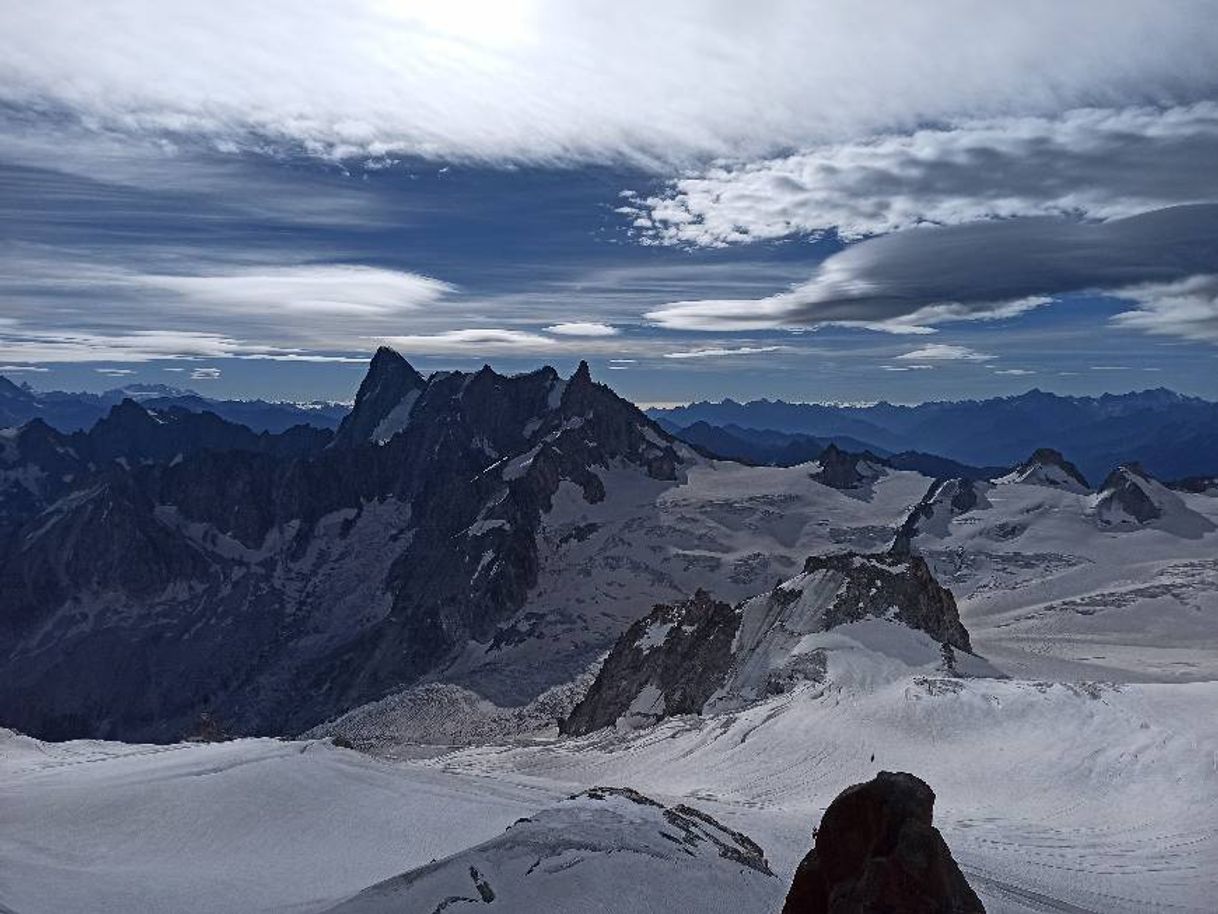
0,731 -> 562,914
909,469 -> 1218,682
432,646 -> 1218,914
442,459 -> 933,703
324,787 -> 777,914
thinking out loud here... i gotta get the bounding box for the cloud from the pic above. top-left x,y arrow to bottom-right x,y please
631,103 -> 1218,245
993,368 -> 1036,376
381,328 -> 558,354
880,364 -> 934,371
896,344 -> 992,362
1111,276 -> 1218,343
190,367 -> 222,380
543,322 -> 619,337
1,2 -> 1216,166
646,204 -> 1218,341
0,364 -> 49,372
662,345 -> 784,360
95,367 -> 136,376
136,265 -> 455,318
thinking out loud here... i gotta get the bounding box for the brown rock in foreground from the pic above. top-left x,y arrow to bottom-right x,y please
782,771 -> 985,914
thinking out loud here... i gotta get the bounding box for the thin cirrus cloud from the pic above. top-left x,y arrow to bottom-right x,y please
2,2 -> 1216,166
646,204 -> 1218,341
662,346 -> 785,360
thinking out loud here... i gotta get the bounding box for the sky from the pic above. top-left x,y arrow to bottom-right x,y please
2,1 -> 1218,406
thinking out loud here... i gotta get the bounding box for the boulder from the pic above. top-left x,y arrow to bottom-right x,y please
782,771 -> 984,914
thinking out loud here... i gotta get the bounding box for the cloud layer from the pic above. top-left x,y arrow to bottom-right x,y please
631,103 -> 1218,244
647,204 -> 1218,340
3,1 -> 1217,165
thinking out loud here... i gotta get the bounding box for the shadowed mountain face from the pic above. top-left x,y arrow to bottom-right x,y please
648,388 -> 1218,483
0,353 -> 683,741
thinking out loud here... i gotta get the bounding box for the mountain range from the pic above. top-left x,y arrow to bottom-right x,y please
648,388 -> 1218,483
0,374 -> 348,433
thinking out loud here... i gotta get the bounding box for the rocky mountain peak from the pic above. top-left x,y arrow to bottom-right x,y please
331,347 -> 426,447
811,443 -> 883,489
1003,446 -> 1090,491
1095,463 -> 1163,524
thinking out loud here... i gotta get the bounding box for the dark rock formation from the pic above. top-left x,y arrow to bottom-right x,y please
805,552 -> 972,653
782,771 -> 984,914
561,590 -> 739,736
892,478 -> 981,556
0,351 -> 688,741
330,346 -> 426,447
1096,464 -> 1162,523
812,444 -> 883,490
563,550 -> 975,734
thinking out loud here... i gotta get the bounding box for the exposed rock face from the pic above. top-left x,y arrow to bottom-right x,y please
812,444 -> 883,490
1096,464 -> 1162,523
1002,447 -> 1089,492
892,478 -> 982,555
0,352 -> 688,741
563,550 -> 974,734
329,346 -> 427,448
807,552 -> 971,652
782,771 -> 985,914
561,590 -> 738,736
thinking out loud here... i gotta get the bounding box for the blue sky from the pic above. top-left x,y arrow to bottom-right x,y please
2,2 -> 1217,405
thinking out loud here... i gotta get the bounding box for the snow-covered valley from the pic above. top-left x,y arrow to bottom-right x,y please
3,361 -> 1217,913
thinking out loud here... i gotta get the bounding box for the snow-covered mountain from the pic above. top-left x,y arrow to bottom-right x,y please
899,449 -> 1218,681
0,351 -> 695,740
562,549 -> 990,735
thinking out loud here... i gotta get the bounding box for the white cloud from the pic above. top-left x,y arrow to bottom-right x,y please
1,2 -> 1215,166
95,367 -> 136,376
662,345 -> 784,360
993,368 -> 1036,376
632,103 -> 1218,245
381,328 -> 558,354
190,367 -> 222,380
880,364 -> 934,371
896,344 -> 992,362
543,322 -> 618,337
0,364 -> 49,373
137,265 -> 454,318
1111,276 -> 1218,343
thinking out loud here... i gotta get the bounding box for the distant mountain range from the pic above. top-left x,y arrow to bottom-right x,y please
648,388 -> 1218,483
0,375 -> 349,433
659,419 -> 1006,480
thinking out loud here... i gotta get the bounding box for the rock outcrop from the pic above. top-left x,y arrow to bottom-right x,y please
1095,464 -> 1162,524
560,590 -> 737,735
782,771 -> 985,914
811,444 -> 884,490
563,550 -> 976,734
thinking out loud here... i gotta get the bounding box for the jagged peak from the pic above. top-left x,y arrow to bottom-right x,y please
570,359 -> 592,386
